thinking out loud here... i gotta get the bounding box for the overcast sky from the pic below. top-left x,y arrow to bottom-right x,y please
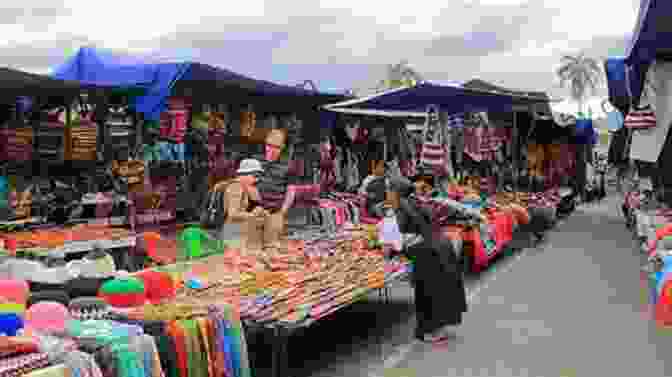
0,0 -> 640,98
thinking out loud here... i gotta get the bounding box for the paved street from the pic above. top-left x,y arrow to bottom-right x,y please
246,194 -> 672,377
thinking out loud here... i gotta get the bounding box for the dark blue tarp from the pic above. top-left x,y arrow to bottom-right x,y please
626,0 -> 672,66
324,82 -> 548,116
605,57 -> 638,113
180,63 -> 323,98
625,0 -> 671,103
52,47 -> 347,119
52,47 -> 189,120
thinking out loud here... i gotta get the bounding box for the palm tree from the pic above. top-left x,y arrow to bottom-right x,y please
378,60 -> 424,91
555,52 -> 603,115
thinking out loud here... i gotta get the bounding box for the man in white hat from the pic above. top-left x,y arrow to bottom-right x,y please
213,158 -> 268,250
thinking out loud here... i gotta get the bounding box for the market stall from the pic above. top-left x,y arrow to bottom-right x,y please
51,47 -> 348,223
613,0 -> 672,326
324,81 -> 570,271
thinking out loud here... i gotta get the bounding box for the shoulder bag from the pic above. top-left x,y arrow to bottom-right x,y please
624,105 -> 657,130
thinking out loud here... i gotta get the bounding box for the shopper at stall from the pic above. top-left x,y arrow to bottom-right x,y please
213,158 -> 269,250
386,176 -> 467,343
359,160 -> 386,195
359,159 -> 387,218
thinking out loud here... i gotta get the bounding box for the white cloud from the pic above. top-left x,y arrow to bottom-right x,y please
47,0 -> 265,50
0,0 -> 639,96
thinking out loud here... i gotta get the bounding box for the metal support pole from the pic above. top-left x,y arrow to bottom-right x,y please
529,112 -> 536,192
512,111 -> 519,194
271,326 -> 288,377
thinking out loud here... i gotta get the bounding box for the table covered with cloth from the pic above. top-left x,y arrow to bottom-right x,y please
148,226 -> 410,328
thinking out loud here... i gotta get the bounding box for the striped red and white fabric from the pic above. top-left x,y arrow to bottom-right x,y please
624,108 -> 657,129
420,142 -> 446,174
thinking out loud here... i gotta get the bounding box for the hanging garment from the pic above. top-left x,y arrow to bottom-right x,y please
420,115 -> 448,176
450,119 -> 465,168
608,127 -> 631,165
440,112 -> 454,176
333,147 -> 344,185
463,114 -> 484,162
319,140 -> 337,191
630,61 -> 672,163
398,127 -> 416,177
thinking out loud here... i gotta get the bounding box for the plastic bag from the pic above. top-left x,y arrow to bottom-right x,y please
378,213 -> 402,251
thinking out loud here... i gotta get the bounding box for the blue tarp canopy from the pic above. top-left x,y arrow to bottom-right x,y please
52,47 -> 348,120
604,57 -> 642,113
323,81 -> 549,117
53,47 -> 190,120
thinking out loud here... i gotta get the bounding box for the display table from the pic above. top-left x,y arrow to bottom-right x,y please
138,225 -> 411,377
0,224 -> 137,270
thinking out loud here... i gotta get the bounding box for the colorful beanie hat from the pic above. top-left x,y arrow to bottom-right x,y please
134,270 -> 175,304
98,276 -> 146,307
0,313 -> 23,336
0,279 -> 29,314
24,301 -> 70,334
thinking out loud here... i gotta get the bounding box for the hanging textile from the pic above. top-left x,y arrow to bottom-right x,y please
604,100 -> 624,132
319,139 -> 337,191
463,113 -> 487,162
398,127 -> 416,177
109,302 -> 251,377
419,106 -> 449,176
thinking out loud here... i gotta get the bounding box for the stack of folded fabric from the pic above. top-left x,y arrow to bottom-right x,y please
1,127 -> 33,161
69,122 -> 97,161
35,121 -> 65,162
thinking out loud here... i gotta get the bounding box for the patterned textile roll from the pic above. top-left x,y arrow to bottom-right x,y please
27,290 -> 70,308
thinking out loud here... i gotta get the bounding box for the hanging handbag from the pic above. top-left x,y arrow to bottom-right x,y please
624,65 -> 657,130
240,109 -> 256,138
345,121 -> 369,144
112,160 -> 146,186
624,105 -> 657,130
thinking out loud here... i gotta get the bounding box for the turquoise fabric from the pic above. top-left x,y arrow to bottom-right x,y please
141,144 -> 161,162
0,176 -> 8,209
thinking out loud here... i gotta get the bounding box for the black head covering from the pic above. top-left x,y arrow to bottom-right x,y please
388,176 -> 414,198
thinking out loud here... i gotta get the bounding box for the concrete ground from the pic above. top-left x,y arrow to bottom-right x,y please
246,193 -> 672,377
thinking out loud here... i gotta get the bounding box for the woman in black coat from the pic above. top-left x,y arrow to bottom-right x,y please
386,177 -> 468,343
